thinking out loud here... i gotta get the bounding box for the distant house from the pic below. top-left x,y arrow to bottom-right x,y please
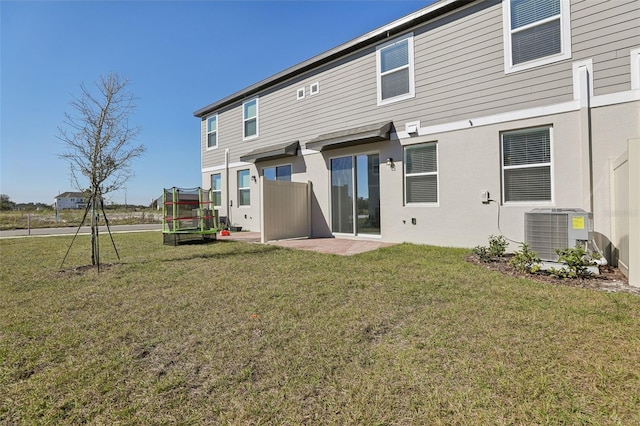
151,195 -> 164,210
54,192 -> 86,210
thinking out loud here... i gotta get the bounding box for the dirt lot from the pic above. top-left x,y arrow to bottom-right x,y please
0,210 -> 161,230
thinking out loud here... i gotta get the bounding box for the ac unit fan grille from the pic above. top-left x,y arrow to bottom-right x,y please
525,213 -> 568,261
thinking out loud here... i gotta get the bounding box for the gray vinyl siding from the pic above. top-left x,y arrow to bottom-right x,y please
200,118 -> 209,166
412,0 -> 573,124
572,0 -> 639,96
201,105 -> 243,166
200,0 -> 638,168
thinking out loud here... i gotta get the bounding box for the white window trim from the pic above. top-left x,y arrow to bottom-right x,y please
376,32 -> 415,106
502,0 -> 572,74
238,169 -> 251,207
242,98 -> 259,141
296,87 -> 305,100
310,82 -> 320,95
501,126 -> 554,205
206,114 -> 218,150
404,142 -> 439,206
211,173 -> 222,207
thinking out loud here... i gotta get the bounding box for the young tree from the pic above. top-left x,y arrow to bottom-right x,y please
58,73 -> 145,266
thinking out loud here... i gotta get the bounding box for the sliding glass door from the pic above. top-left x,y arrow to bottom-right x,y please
331,156 -> 353,233
330,154 -> 380,235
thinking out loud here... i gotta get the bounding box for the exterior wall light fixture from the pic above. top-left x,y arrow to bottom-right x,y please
386,158 -> 395,170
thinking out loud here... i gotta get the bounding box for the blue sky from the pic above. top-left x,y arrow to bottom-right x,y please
1,0 -> 431,206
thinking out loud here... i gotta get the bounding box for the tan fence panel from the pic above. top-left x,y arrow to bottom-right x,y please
260,179 -> 311,243
612,138 -> 639,287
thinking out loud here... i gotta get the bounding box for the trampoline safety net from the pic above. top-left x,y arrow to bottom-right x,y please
162,187 -> 218,245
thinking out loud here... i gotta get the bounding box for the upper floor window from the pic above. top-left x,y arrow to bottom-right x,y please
376,33 -> 415,106
263,165 -> 292,182
501,126 -> 552,203
404,142 -> 438,204
310,82 -> 320,96
238,169 -> 251,206
211,173 -> 222,207
503,0 -> 571,73
243,98 -> 258,140
207,115 -> 218,149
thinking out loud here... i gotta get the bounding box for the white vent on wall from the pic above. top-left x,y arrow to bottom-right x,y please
405,120 -> 420,135
524,208 -> 592,261
296,87 -> 305,100
309,82 -> 319,95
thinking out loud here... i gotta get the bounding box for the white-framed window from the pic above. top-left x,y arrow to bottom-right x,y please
501,126 -> 553,203
207,115 -> 218,149
238,169 -> 251,206
404,142 -> 438,204
296,87 -> 305,100
243,98 -> 258,140
503,0 -> 571,73
263,164 -> 292,181
310,82 -> 320,95
211,173 -> 222,207
376,33 -> 415,106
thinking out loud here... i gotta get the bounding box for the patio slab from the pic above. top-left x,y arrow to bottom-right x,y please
218,231 -> 395,255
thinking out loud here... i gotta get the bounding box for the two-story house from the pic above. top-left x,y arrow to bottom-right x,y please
195,0 -> 639,281
54,192 -> 87,210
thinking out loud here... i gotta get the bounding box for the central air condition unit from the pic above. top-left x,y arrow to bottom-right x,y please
524,208 -> 592,261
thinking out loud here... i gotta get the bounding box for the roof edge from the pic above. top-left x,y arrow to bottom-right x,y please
193,0 -> 472,118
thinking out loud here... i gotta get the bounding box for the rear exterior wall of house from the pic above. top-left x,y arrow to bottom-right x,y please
199,0 -> 640,254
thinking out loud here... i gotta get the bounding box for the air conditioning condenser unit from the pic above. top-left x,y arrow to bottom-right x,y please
524,208 -> 592,262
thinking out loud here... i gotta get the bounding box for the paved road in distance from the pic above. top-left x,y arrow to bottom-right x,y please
0,224 -> 162,238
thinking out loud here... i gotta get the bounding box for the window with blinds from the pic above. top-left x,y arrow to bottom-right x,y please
405,142 -> 438,204
501,127 -> 552,202
238,170 -> 251,206
207,115 -> 217,149
503,0 -> 571,73
243,98 -> 258,140
211,173 -> 222,207
376,33 -> 415,105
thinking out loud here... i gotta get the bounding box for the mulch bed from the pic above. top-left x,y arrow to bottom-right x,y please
466,254 -> 639,295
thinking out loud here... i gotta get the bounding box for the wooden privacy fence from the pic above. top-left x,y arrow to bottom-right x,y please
260,179 -> 311,243
611,138 -> 639,287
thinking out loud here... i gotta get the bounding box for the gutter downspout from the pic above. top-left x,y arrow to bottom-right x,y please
578,63 -> 608,266
225,148 -> 231,225
578,64 -> 594,215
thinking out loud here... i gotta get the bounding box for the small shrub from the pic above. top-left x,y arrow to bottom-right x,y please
488,235 -> 507,258
473,245 -> 491,263
552,245 -> 591,279
548,266 -> 568,279
509,243 -> 541,273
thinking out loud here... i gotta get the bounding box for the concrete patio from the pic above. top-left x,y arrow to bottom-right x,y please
218,231 -> 395,256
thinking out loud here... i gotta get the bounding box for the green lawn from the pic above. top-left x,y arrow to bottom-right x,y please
1,233 -> 639,425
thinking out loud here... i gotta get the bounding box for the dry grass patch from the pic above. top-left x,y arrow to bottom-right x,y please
1,233 -> 639,424
0,209 -> 160,230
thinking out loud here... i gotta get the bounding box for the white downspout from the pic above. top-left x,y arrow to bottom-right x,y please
590,238 -> 608,266
225,148 -> 231,225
